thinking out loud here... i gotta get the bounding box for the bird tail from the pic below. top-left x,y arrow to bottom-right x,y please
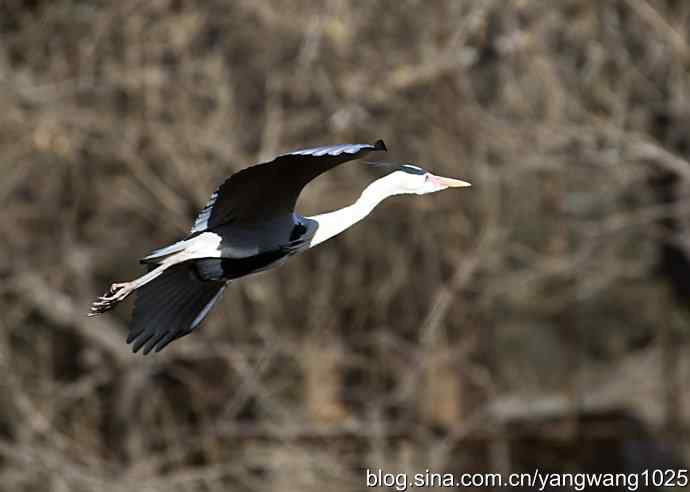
127,264 -> 226,354
139,239 -> 190,264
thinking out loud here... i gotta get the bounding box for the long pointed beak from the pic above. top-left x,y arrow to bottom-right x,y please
429,174 -> 472,188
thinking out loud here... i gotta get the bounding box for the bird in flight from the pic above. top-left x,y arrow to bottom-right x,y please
89,140 -> 471,354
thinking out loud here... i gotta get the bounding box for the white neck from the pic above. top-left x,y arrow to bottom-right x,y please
307,176 -> 399,248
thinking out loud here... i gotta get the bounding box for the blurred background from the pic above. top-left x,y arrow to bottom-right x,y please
1,0 -> 690,490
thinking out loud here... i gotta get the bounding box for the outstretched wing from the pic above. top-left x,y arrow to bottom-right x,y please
127,264 -> 226,354
190,140 -> 387,234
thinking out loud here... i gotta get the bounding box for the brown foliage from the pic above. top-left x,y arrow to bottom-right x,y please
1,0 -> 689,490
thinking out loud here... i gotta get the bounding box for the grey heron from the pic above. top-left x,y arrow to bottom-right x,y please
89,140 -> 471,354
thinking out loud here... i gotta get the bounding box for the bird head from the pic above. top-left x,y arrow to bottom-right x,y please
388,163 -> 471,195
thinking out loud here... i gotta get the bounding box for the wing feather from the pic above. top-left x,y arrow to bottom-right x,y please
190,140 -> 386,233
128,264 -> 226,354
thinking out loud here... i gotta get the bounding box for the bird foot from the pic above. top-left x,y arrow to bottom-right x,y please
88,282 -> 132,316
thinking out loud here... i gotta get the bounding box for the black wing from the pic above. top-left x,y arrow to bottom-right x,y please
190,140 -> 387,233
127,264 -> 226,354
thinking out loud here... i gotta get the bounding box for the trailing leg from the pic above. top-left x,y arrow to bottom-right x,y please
88,261 -> 174,316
